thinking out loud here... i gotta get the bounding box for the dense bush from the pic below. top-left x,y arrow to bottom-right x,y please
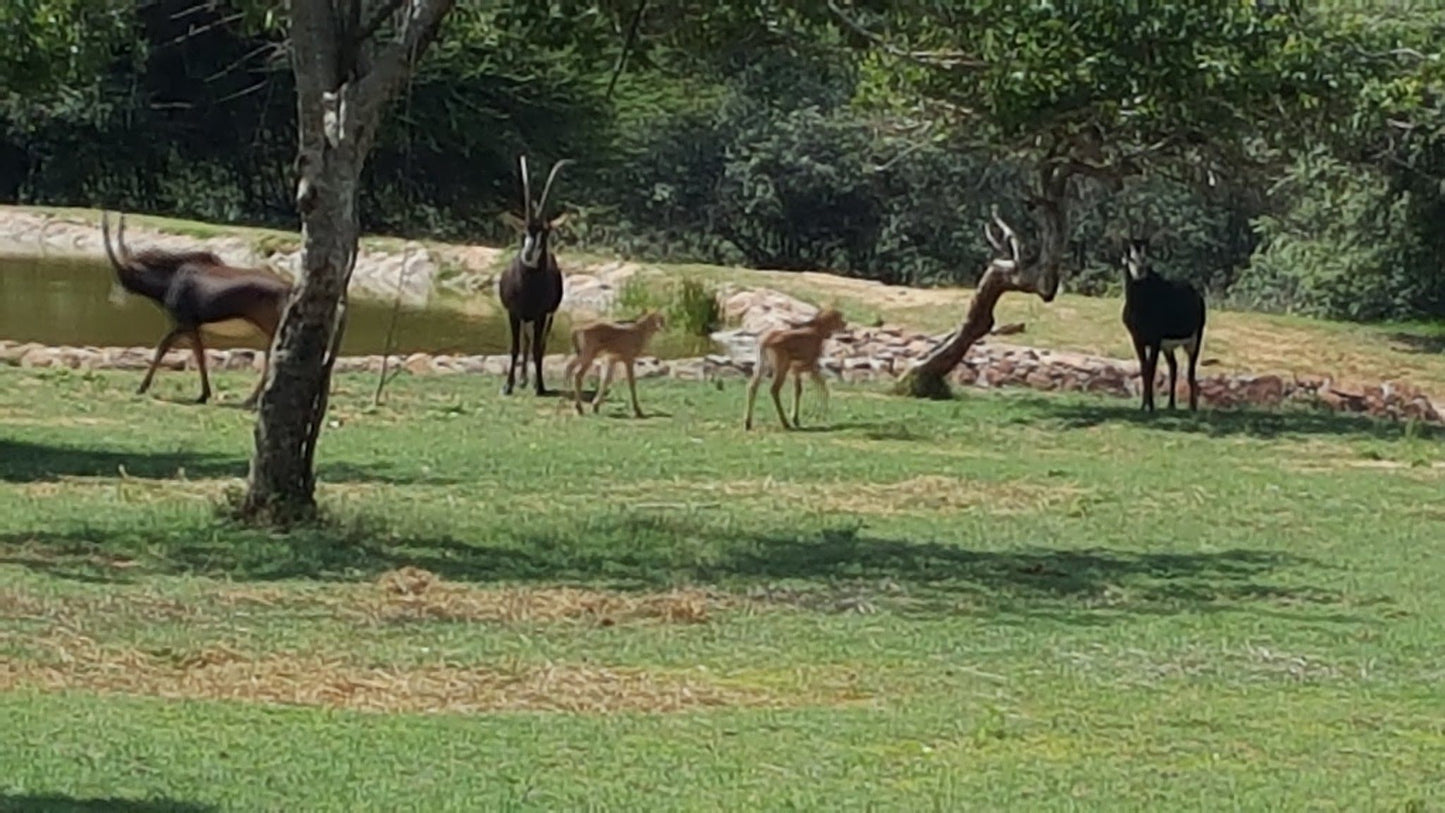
0,0 -> 1442,327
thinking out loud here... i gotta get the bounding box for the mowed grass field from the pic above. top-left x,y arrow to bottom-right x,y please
1,366 -> 1443,811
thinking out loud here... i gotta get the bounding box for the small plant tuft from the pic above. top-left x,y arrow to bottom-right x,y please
614,274 -> 721,337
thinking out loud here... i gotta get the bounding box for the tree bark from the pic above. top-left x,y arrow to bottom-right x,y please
240,0 -> 455,526
896,160 -> 1072,399
895,268 -> 1040,398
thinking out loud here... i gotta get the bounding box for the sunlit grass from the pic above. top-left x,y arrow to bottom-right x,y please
1,367 -> 1442,809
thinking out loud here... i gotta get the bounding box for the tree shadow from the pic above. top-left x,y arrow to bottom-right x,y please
0,439 -> 475,486
0,439 -> 245,483
0,795 -> 214,813
0,513 -> 1354,622
1386,330 -> 1445,355
1022,398 -> 1440,441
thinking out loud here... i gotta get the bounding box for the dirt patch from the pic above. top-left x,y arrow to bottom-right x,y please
622,475 -> 1084,516
0,632 -> 780,714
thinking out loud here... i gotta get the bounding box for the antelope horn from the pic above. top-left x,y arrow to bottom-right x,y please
99,211 -> 127,271
982,220 -> 1006,253
991,210 -> 1021,261
535,158 -> 574,220
518,154 -> 533,222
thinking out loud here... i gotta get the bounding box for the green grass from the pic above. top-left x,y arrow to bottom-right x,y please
1,366 -> 1443,810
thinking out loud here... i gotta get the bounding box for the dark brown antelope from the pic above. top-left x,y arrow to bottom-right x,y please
1121,239 -> 1207,412
100,211 -> 290,407
497,155 -> 570,395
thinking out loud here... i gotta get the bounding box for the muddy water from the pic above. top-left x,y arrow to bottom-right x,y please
0,253 -> 712,358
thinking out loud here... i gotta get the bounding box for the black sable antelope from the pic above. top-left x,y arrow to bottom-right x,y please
100,211 -> 290,407
497,155 -> 571,395
1121,239 -> 1207,412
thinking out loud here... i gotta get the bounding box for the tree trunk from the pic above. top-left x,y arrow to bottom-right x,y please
894,269 -> 1031,398
238,0 -> 455,526
896,160 -> 1074,399
240,154 -> 358,525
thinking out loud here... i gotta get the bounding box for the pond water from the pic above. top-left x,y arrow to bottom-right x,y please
0,252 -> 714,358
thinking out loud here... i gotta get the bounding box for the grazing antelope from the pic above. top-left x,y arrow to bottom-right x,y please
497,154 -> 570,396
1121,239 -> 1207,412
563,309 -> 666,417
100,211 -> 290,407
743,307 -> 847,430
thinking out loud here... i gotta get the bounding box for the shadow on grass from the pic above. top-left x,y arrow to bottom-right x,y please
1020,398 -> 1440,441
1386,329 -> 1445,355
0,512 -> 1348,622
0,439 -> 470,486
0,795 -> 214,813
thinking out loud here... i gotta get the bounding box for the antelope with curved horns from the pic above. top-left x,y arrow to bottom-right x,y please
1121,238 -> 1207,412
497,154 -> 571,396
100,211 -> 290,408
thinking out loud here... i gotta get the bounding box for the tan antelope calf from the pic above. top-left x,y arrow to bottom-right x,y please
743,307 -> 846,430
564,310 -> 667,417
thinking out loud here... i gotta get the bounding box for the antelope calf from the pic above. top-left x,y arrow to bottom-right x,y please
497,154 -> 570,396
1121,239 -> 1207,412
100,211 -> 290,407
743,307 -> 847,430
564,310 -> 666,417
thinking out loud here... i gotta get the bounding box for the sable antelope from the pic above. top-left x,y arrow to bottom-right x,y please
1121,239 -> 1207,412
564,309 -> 667,417
100,211 -> 290,407
744,307 -> 847,430
497,155 -> 570,396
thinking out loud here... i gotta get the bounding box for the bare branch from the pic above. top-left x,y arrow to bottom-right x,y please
358,0 -> 407,46
606,0 -> 648,101
158,12 -> 246,50
826,0 -> 988,70
353,0 -> 457,135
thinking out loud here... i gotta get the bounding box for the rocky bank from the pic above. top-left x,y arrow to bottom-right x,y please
3,284 -> 1439,425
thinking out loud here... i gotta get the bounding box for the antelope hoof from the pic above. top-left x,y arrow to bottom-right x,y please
574,402 -> 585,416
591,402 -> 602,414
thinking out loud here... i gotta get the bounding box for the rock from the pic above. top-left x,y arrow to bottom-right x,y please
1,342 -> 41,366
19,347 -> 59,368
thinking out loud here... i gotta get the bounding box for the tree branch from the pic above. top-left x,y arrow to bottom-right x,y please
358,0 -> 407,48
826,0 -> 988,70
352,0 -> 457,138
606,0 -> 648,100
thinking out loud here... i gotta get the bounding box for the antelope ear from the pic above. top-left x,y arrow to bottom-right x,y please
499,212 -> 527,232
548,212 -> 570,230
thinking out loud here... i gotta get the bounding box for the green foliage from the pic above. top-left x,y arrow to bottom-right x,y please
1240,150 -> 1445,321
666,277 -> 721,336
615,274 -> 721,337
2,1 -> 1445,324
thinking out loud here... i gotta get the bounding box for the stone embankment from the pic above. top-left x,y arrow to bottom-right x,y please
4,291 -> 1439,425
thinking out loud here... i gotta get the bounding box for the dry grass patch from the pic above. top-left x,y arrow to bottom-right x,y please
620,475 -> 1084,517
348,566 -> 731,626
0,569 -> 743,632
0,631 -> 785,714
15,475 -> 234,501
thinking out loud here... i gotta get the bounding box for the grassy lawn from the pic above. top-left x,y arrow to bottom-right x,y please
1,366 -> 1443,810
